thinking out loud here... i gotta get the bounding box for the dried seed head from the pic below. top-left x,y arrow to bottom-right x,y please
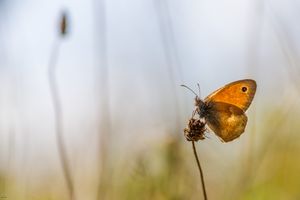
184,118 -> 206,142
59,11 -> 68,36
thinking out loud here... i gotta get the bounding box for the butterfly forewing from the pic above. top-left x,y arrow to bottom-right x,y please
204,79 -> 256,111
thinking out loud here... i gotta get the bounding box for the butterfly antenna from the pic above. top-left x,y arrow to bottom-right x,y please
181,84 -> 198,97
197,83 -> 201,97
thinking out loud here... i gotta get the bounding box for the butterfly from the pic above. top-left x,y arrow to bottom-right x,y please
183,79 -> 257,142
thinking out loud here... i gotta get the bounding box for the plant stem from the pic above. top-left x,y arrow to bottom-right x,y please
192,141 -> 208,200
48,40 -> 75,200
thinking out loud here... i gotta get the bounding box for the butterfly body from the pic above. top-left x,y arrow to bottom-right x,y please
194,79 -> 257,142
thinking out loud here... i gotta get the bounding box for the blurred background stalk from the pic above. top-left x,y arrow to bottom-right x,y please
48,12 -> 75,200
154,0 -> 184,137
93,0 -> 112,198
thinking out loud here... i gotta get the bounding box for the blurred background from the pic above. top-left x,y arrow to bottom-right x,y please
0,0 -> 300,199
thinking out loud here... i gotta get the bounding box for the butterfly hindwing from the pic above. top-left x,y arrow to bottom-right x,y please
205,102 -> 248,142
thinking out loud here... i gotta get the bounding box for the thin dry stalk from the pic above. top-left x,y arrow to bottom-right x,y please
48,40 -> 74,200
192,141 -> 208,200
48,12 -> 75,199
183,86 -> 208,199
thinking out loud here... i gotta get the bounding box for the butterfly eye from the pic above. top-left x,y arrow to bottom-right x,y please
241,86 -> 247,92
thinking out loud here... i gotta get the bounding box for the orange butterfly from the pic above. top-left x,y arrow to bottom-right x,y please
183,79 -> 257,142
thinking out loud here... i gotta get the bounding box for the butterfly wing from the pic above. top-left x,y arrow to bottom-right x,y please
205,102 -> 247,142
204,79 -> 256,111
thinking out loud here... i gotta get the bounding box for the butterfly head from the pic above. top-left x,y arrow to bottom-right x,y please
181,84 -> 208,118
198,101 -> 212,119
194,96 -> 202,106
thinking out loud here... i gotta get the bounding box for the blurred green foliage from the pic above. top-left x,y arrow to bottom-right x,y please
2,108 -> 300,199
